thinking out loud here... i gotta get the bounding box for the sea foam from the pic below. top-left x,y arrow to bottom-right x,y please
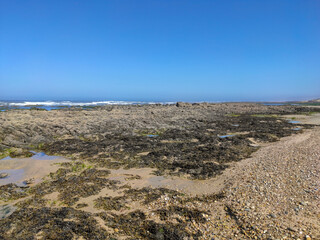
0,101 -> 175,107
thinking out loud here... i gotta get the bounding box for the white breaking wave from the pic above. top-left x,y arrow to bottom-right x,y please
2,101 -> 176,107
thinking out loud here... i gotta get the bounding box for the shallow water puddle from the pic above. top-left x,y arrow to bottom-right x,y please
29,151 -> 60,160
293,127 -> 302,131
0,154 -> 69,186
219,134 -> 235,138
146,134 -> 158,137
289,120 -> 300,124
0,169 -> 25,186
1,151 -> 60,161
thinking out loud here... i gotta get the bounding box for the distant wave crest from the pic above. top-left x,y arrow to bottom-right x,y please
0,101 -> 175,107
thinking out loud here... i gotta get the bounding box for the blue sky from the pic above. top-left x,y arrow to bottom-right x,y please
0,0 -> 319,102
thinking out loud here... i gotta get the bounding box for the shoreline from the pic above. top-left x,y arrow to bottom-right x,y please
0,103 -> 319,239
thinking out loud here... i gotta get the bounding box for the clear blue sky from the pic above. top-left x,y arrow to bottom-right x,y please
1,0 -> 319,102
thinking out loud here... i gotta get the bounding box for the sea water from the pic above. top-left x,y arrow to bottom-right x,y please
0,100 -> 176,111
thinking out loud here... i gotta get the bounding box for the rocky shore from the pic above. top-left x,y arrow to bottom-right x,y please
0,103 -> 319,239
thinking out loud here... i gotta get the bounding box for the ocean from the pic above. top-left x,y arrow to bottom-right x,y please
0,100 -> 176,111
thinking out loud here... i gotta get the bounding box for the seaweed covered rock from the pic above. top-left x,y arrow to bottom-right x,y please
0,207 -> 109,239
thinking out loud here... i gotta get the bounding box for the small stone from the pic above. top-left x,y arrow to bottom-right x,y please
305,235 -> 311,240
0,173 -> 8,179
269,213 -> 276,218
23,178 -> 34,185
287,227 -> 297,232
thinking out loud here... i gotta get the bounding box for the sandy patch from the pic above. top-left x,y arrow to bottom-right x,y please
107,168 -> 227,196
282,113 -> 320,125
0,157 -> 69,186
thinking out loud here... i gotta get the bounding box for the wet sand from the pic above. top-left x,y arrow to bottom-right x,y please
0,157 -> 68,186
283,113 -> 320,125
106,167 -> 228,196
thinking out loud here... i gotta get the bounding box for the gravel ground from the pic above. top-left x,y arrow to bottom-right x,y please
212,127 -> 320,239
